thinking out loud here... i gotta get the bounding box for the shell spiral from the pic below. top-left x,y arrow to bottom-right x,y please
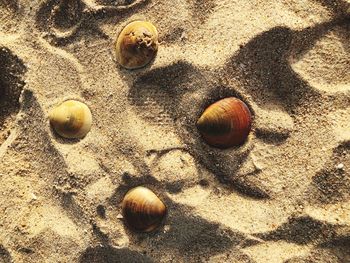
122,186 -> 167,232
115,21 -> 158,69
196,97 -> 252,148
49,100 -> 92,139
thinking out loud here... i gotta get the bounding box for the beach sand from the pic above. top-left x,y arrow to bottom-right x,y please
0,0 -> 349,262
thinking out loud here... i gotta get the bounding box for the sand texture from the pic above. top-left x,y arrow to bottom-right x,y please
0,0 -> 350,262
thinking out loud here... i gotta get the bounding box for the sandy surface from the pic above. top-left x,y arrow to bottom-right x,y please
0,0 -> 350,262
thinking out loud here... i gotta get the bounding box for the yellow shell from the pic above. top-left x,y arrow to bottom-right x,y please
115,21 -> 158,69
49,100 -> 92,139
122,186 -> 167,232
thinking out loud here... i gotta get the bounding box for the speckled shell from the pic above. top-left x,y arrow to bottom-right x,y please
49,100 -> 92,139
115,21 -> 158,69
122,186 -> 167,232
196,97 -> 252,148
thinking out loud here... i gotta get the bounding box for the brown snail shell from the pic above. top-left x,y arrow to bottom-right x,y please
196,97 -> 252,148
115,21 -> 158,69
49,100 -> 92,139
122,186 -> 167,232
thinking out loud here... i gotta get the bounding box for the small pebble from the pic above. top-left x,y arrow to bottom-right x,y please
117,214 -> 123,219
336,163 -> 344,170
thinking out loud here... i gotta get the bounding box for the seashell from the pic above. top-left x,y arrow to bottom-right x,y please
122,186 -> 167,232
49,100 -> 92,139
196,97 -> 252,148
115,21 -> 158,69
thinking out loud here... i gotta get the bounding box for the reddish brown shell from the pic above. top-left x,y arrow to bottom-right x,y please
196,97 -> 252,148
122,186 -> 167,232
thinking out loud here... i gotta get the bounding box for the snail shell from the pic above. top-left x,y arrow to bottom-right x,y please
49,100 -> 92,139
115,21 -> 158,69
196,97 -> 252,148
122,186 -> 167,232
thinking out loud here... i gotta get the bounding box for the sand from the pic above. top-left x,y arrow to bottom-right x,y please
0,0 -> 349,262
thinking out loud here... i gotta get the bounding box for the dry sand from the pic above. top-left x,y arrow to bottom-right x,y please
0,0 -> 350,262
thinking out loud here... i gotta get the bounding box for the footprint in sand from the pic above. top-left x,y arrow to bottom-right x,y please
290,13 -> 350,93
35,0 -> 150,45
36,0 -> 85,44
1,1 -> 350,262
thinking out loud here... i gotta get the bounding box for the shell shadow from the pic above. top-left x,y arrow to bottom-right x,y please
255,213 -> 350,262
142,201 -> 251,258
255,216 -> 336,245
305,141 -> 350,204
225,18 -> 349,111
284,234 -> 350,262
48,124 -> 84,145
16,91 -> 88,224
17,90 -> 70,177
0,47 -> 26,145
283,249 -> 343,263
79,247 -> 154,263
169,210 -> 256,261
319,236 -> 350,262
315,0 -> 350,16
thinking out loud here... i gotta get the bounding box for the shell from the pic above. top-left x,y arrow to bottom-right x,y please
115,21 -> 158,69
122,186 -> 167,232
49,100 -> 92,139
196,97 -> 252,148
